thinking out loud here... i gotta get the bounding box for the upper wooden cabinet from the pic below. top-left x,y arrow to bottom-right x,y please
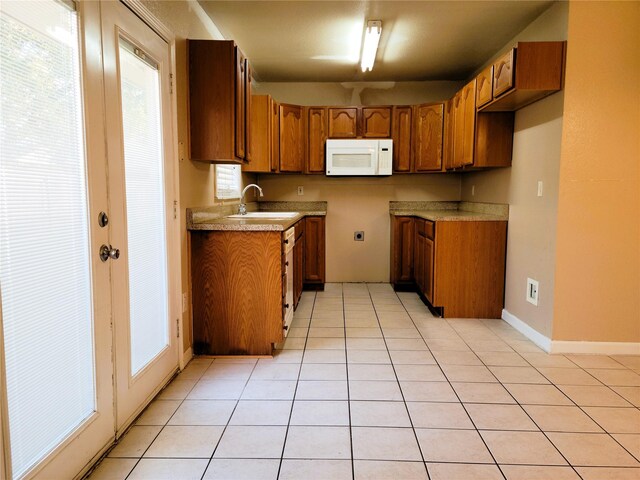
307,107 -> 327,174
479,41 -> 566,112
392,106 -> 412,173
413,103 -> 444,172
476,65 -> 494,108
361,107 -> 392,138
279,103 -> 305,173
443,99 -> 455,170
328,108 -> 358,138
188,40 -> 251,163
244,95 -> 279,173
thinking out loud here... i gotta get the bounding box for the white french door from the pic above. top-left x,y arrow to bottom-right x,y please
0,1 -> 113,479
100,1 -> 180,433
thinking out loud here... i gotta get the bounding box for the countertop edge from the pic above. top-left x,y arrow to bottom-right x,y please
188,211 -> 326,232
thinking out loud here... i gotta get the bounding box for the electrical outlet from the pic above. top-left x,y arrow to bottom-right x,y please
471,185 -> 475,196
182,292 -> 188,313
537,181 -> 543,197
526,278 -> 539,306
354,231 -> 364,241
297,186 -> 304,196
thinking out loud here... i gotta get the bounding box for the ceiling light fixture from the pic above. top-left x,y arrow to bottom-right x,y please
360,20 -> 381,72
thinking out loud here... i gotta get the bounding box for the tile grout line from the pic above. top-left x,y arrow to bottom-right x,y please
366,284 -> 432,480
276,290 -> 316,480
341,285 -> 356,480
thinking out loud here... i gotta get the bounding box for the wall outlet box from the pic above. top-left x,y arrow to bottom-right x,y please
526,278 -> 539,306
354,231 -> 364,241
297,186 -> 304,196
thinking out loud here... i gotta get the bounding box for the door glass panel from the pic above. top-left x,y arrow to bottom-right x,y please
118,38 -> 169,375
0,1 -> 94,478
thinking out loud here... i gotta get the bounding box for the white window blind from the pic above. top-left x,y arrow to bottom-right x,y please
0,1 -> 95,478
215,164 -> 242,199
118,37 -> 170,375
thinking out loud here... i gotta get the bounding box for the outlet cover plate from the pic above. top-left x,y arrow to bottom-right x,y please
526,278 -> 539,306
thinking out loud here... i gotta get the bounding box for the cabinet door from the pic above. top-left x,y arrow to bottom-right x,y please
452,92 -> 465,169
462,80 -> 477,166
413,103 -> 444,172
361,107 -> 391,138
244,95 -> 270,172
424,236 -> 434,303
244,60 -> 252,162
443,99 -> 455,170
476,65 -> 493,108
294,233 -> 304,308
304,216 -> 325,284
391,216 -> 414,284
270,99 -> 280,172
279,103 -> 304,172
493,49 -> 515,98
414,232 -> 425,294
307,107 -> 327,174
392,107 -> 412,173
235,47 -> 246,159
328,108 -> 358,138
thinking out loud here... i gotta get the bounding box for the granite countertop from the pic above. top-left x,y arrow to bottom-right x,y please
187,201 -> 327,232
389,201 -> 509,222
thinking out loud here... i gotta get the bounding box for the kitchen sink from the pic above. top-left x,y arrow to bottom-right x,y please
227,211 -> 299,219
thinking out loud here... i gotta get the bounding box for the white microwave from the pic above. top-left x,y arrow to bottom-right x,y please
326,139 -> 393,176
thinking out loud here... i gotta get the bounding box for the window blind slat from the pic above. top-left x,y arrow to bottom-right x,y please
215,165 -> 241,199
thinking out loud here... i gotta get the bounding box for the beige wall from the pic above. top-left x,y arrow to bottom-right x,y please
460,1 -> 568,338
552,1 -> 640,342
259,174 -> 461,282
141,1 -> 256,353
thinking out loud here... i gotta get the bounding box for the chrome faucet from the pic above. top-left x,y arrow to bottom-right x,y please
238,184 -> 264,215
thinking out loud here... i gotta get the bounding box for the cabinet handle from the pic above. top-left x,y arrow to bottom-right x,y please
284,303 -> 290,309
284,239 -> 289,244
283,325 -> 289,331
285,261 -> 289,266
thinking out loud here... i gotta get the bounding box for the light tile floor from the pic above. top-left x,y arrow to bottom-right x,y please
89,283 -> 640,480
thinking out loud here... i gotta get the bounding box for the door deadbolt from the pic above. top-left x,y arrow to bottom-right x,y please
100,244 -> 120,262
98,211 -> 109,227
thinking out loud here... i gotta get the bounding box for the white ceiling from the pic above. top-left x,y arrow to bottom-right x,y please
198,0 -> 556,82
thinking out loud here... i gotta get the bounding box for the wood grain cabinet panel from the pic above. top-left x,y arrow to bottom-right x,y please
493,49 -> 515,98
189,40 -> 251,163
191,231 -> 284,355
413,103 -> 444,172
293,221 -> 305,309
244,95 -> 276,173
307,107 -> 327,174
476,65 -> 494,108
461,80 -> 477,166
303,216 -> 326,287
279,103 -> 304,173
390,216 -> 414,287
270,98 -> 280,172
443,99 -> 455,171
328,108 -> 358,138
392,106 -> 412,173
361,107 -> 391,138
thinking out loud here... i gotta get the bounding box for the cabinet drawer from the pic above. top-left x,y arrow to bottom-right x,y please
415,218 -> 426,236
493,49 -> 515,98
476,65 -> 493,108
424,220 -> 434,240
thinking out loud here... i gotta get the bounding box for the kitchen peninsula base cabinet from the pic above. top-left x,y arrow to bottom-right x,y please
391,216 -> 507,318
191,230 -> 284,355
303,216 -> 326,290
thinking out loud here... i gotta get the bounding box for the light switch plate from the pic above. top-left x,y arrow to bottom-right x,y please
297,186 -> 304,196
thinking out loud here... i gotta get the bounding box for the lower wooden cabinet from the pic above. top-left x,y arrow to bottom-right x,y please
391,216 -> 507,318
191,230 -> 285,355
303,216 -> 326,288
293,220 -> 305,309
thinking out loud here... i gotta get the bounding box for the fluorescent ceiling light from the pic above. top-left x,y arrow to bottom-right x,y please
361,20 -> 381,72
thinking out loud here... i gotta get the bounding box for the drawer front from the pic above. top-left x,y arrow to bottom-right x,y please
476,65 -> 494,107
415,218 -> 426,236
424,220 -> 434,240
493,49 -> 515,98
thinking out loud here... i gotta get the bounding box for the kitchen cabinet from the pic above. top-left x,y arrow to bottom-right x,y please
391,106 -> 412,173
191,230 -> 285,355
390,216 -> 414,288
188,40 -> 252,163
307,107 -> 327,174
479,42 -> 566,112
279,103 -> 305,173
244,95 -> 279,173
476,65 -> 493,108
293,220 -> 305,309
361,107 -> 392,138
413,103 -> 444,172
443,99 -> 455,170
303,216 -> 326,288
328,108 -> 358,138
390,216 -> 507,318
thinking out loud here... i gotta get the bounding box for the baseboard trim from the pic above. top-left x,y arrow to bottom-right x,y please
501,309 -> 552,352
181,347 -> 193,369
501,309 -> 640,355
550,341 -> 640,355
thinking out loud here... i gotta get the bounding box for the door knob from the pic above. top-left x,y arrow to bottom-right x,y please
100,244 -> 120,262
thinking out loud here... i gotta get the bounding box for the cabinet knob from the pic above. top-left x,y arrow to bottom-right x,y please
285,261 -> 289,266
283,325 -> 289,331
284,303 -> 290,309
